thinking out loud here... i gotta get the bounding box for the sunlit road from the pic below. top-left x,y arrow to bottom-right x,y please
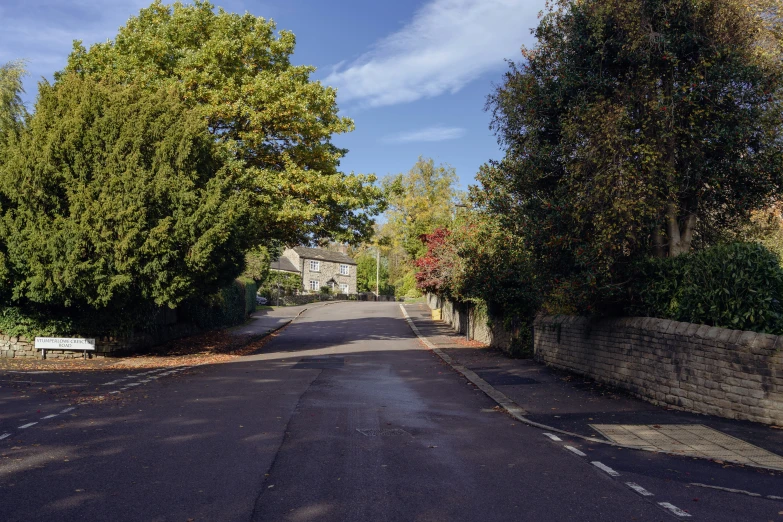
0,302 -> 775,521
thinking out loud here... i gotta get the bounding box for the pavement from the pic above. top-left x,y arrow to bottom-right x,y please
0,302 -> 780,521
227,304 -> 311,339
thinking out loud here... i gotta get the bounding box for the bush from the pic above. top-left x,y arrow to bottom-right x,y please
631,243 -> 783,334
180,279 -> 256,330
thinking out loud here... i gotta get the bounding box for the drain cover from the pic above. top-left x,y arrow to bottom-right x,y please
292,356 -> 344,369
356,428 -> 410,437
477,372 -> 539,386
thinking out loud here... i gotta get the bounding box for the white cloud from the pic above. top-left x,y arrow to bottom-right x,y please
324,0 -> 541,108
383,125 -> 466,144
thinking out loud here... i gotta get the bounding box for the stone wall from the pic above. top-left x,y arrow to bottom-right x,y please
278,294 -> 353,306
426,293 -> 514,350
0,322 -> 200,360
534,316 -> 783,426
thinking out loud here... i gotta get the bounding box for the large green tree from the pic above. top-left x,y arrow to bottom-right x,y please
0,61 -> 27,142
62,0 -> 383,246
480,0 -> 783,311
0,73 -> 254,312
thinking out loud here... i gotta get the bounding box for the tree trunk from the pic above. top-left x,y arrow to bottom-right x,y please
666,203 -> 697,257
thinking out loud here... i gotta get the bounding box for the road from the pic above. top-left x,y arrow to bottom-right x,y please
0,302 -> 780,521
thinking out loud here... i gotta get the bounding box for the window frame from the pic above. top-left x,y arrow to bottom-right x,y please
339,283 -> 349,293
310,260 -> 320,272
309,280 -> 319,291
339,264 -> 350,276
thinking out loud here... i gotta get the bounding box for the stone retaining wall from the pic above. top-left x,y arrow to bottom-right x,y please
426,293 -> 514,350
0,322 -> 200,360
534,316 -> 783,426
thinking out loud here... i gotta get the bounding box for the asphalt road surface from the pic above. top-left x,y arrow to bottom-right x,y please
0,302 -> 780,521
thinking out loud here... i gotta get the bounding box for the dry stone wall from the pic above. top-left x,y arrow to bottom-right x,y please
0,323 -> 199,360
534,316 -> 783,426
426,293 -> 514,350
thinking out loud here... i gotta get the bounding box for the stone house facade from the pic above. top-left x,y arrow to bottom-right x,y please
278,247 -> 357,294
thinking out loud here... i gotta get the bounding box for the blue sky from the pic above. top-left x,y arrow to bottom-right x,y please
0,0 -> 545,189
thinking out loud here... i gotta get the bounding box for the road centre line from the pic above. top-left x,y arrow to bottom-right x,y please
18,422 -> 37,429
565,446 -> 587,457
543,433 -> 562,442
41,414 -> 58,419
60,407 -> 75,414
0,433 -> 9,440
658,502 -> 691,517
625,482 -> 654,496
592,461 -> 620,477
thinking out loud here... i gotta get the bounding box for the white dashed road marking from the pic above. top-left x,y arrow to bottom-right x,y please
658,502 -> 691,517
591,461 -> 620,477
18,422 -> 37,429
625,482 -> 654,497
543,433 -> 562,442
0,433 -> 10,440
565,446 -> 587,457
42,414 -> 58,420
60,407 -> 75,414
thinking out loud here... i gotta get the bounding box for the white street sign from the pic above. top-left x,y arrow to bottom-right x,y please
35,337 -> 96,351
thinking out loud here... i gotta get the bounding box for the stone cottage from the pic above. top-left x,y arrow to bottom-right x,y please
275,247 -> 357,294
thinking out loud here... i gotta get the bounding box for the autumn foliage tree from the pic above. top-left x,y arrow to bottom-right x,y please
479,0 -> 783,312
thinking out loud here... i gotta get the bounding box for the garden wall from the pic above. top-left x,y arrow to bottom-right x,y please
534,316 -> 783,426
426,293 -> 514,350
0,322 -> 200,360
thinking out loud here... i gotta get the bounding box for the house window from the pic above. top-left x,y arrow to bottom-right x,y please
340,264 -> 350,275
310,260 -> 320,272
309,280 -> 319,291
339,283 -> 349,293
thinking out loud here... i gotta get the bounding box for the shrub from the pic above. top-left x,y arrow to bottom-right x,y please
180,279 -> 255,330
631,243 -> 783,334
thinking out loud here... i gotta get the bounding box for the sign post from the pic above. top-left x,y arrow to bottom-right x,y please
35,337 -> 96,359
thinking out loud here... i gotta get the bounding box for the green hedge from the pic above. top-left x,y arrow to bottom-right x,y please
0,278 -> 257,340
180,279 -> 256,330
631,242 -> 783,334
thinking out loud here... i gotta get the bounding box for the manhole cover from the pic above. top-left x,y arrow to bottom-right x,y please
477,372 -> 539,386
356,428 -> 411,437
292,356 -> 344,369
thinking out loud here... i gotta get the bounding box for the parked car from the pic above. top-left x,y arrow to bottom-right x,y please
256,296 -> 268,305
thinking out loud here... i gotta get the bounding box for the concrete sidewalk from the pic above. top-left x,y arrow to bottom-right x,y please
228,301 -> 348,342
403,302 -> 783,471
227,305 -> 310,340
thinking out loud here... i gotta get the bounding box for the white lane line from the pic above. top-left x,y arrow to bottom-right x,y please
565,446 -> 587,457
689,483 -> 762,497
60,407 -> 76,414
126,383 -> 141,387
591,461 -> 620,477
18,422 -> 37,429
543,433 -> 562,442
0,433 -> 10,440
625,482 -> 654,497
769,495 -> 783,500
109,391 -> 120,394
101,380 -> 122,386
658,502 -> 691,517
41,414 -> 58,420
